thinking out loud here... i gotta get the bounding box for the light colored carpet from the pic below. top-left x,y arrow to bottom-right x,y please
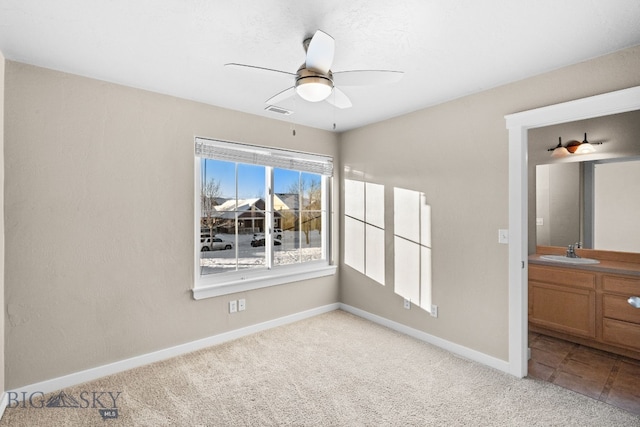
2,309 -> 639,426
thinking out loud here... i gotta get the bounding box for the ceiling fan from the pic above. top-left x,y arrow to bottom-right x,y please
225,30 -> 403,109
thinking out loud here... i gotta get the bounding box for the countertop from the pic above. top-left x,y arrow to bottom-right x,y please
529,254 -> 640,277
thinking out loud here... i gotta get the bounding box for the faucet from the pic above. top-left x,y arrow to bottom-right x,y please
566,242 -> 582,258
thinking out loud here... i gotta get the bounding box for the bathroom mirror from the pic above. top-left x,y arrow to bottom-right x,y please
536,158 -> 640,253
528,109 -> 640,254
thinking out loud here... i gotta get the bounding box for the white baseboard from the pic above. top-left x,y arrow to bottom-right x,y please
7,301 -> 509,404
0,392 -> 8,420
8,303 -> 340,398
339,303 -> 511,374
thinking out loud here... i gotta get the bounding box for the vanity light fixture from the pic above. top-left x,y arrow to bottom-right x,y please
548,133 -> 601,157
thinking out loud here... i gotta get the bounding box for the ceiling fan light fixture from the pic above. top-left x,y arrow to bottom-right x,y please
295,76 -> 333,102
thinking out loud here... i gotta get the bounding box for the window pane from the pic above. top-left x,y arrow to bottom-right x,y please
199,160 -> 268,275
273,170 -> 324,266
274,168 -> 300,266
300,172 -> 323,264
237,164 -> 266,270
200,159 -> 235,276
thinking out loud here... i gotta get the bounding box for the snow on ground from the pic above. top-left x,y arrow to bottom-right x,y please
200,232 -> 322,275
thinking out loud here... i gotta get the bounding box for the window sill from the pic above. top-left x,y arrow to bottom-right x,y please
192,263 -> 337,300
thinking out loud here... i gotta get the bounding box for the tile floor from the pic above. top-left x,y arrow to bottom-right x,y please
528,331 -> 640,416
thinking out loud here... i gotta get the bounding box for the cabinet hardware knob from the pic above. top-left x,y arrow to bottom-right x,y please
629,296 -> 640,308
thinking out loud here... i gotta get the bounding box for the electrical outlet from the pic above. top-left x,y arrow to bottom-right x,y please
238,298 -> 246,311
403,299 -> 411,309
229,300 -> 237,313
430,304 -> 438,318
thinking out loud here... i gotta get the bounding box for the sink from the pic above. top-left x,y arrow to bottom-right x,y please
539,255 -> 600,265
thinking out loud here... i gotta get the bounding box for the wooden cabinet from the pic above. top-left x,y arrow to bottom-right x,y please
529,266 -> 596,338
528,263 -> 640,359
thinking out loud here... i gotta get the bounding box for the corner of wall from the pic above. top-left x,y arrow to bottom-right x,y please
0,49 -> 6,416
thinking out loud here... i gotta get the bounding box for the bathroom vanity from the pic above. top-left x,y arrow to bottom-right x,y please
529,246 -> 640,360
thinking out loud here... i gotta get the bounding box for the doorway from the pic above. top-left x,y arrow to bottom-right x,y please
504,85 -> 640,378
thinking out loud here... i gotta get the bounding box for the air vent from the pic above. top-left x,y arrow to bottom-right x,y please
265,105 -> 293,115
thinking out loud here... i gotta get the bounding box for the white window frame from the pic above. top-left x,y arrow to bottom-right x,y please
193,137 -> 336,300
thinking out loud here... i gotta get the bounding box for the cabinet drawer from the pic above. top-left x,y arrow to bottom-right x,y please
529,265 -> 595,289
603,275 -> 640,295
602,318 -> 640,351
603,294 -> 640,324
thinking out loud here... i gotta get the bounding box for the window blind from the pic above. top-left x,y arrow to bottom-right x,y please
195,137 -> 333,176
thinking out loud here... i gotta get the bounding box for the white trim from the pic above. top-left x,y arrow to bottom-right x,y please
504,85 -> 640,378
7,303 -> 340,399
339,304 -> 511,374
193,264 -> 337,300
0,393 -> 8,420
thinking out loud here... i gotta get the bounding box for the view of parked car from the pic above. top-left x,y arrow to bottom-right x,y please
253,229 -> 283,240
250,237 -> 282,247
200,237 -> 233,252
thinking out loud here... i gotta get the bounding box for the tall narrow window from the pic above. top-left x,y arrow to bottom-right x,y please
393,187 -> 432,311
194,138 -> 335,299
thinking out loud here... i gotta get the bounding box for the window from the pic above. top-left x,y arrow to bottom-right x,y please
194,137 -> 335,299
393,187 -> 432,312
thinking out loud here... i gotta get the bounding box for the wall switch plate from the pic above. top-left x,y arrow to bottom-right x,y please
498,229 -> 509,244
536,218 -> 544,226
403,299 -> 411,309
430,304 -> 438,318
229,300 -> 237,313
238,298 -> 246,311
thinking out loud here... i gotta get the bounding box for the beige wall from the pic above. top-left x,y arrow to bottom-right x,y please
4,45 -> 640,389
338,45 -> 640,361
0,50 -> 5,398
3,62 -> 340,389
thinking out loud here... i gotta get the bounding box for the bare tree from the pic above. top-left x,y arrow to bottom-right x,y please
201,178 -> 221,234
288,176 -> 321,245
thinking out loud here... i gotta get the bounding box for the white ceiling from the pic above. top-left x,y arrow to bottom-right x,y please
1,0 -> 640,132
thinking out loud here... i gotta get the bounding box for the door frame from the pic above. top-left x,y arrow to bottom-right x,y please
504,85 -> 640,377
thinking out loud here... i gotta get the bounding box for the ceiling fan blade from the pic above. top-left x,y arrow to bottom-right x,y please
305,30 -> 335,74
224,63 -> 296,78
265,87 -> 296,105
326,87 -> 352,109
333,70 -> 404,86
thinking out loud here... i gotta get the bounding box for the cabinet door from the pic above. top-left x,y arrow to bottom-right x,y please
529,281 -> 596,338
